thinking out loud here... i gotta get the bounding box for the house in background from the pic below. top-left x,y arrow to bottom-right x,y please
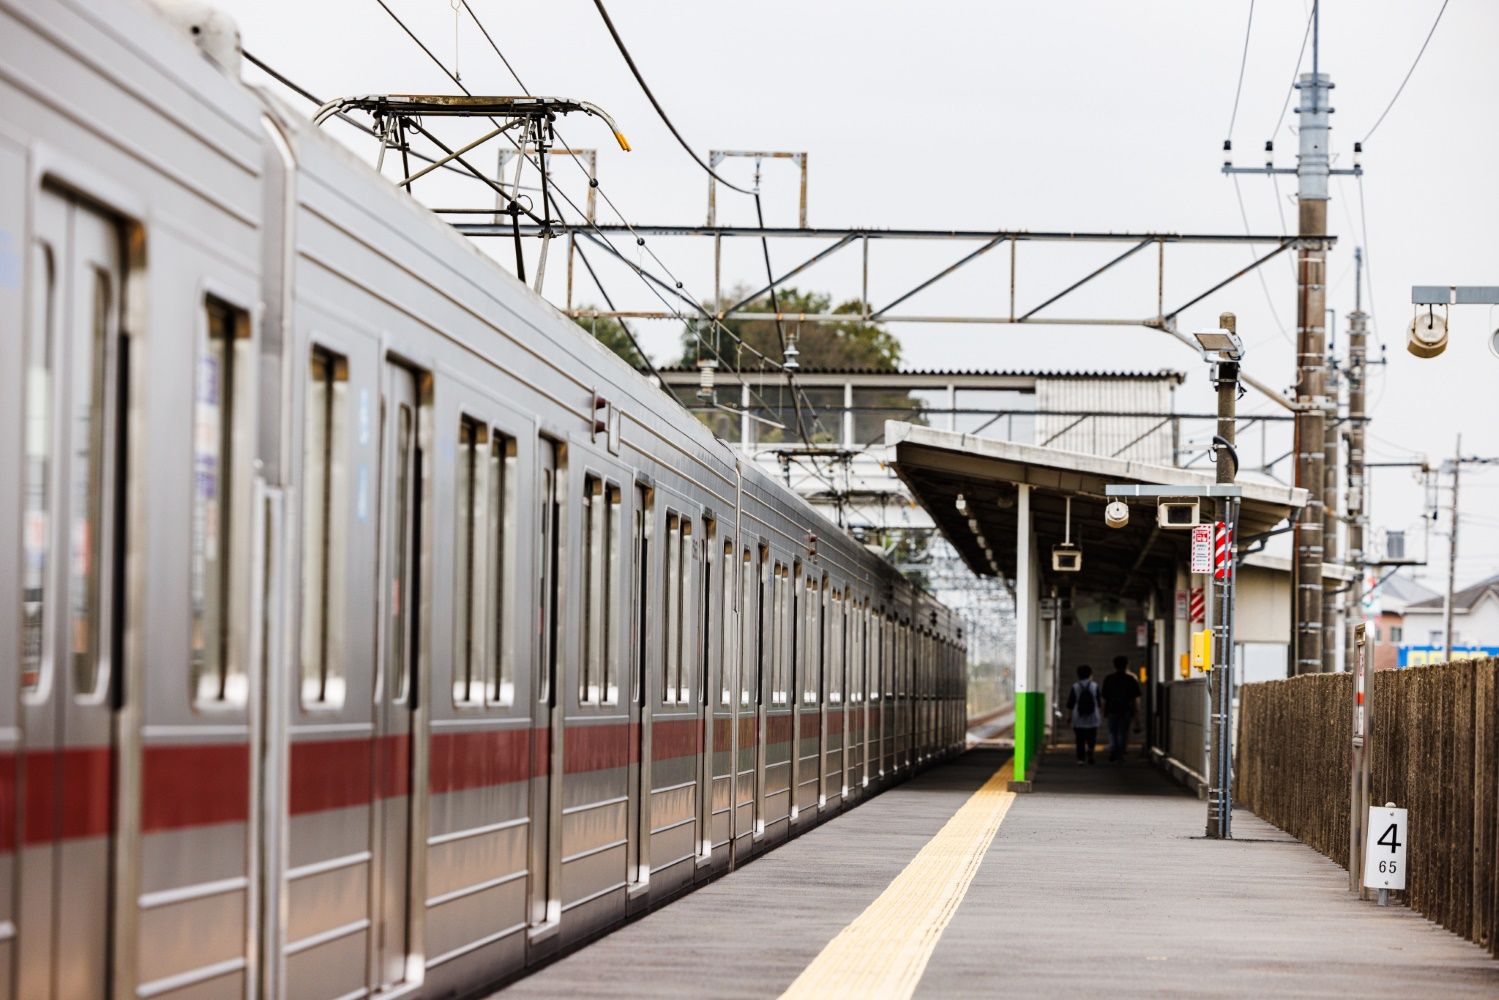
1368,572 -> 1440,670
1398,571 -> 1499,667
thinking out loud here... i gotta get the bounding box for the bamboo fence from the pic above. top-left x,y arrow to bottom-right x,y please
1236,659 -> 1499,957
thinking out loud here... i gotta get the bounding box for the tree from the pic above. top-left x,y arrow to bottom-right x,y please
675,286 -> 901,371
676,287 -> 921,445
575,307 -> 646,369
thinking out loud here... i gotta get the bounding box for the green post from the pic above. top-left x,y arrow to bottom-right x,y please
1014,691 -> 1045,781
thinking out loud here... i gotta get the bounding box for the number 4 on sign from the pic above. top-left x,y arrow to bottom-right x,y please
1361,805 -> 1408,892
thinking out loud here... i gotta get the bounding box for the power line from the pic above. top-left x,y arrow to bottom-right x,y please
1269,5 -> 1314,141
244,49 -> 511,187
1229,174 -> 1291,343
571,241 -> 685,405
372,0 -> 789,392
586,0 -> 751,197
246,44 -> 789,424
582,0 -> 827,450
1361,0 -> 1452,144
1224,0 -> 1256,143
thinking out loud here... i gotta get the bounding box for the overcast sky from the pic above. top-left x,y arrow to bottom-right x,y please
223,0 -> 1499,598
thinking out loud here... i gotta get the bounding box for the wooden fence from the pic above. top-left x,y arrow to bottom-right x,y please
1236,659 -> 1499,957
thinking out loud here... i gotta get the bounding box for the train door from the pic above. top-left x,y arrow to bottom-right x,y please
529,440 -> 563,929
626,483 -> 652,889
733,545 -> 758,854
370,361 -> 422,990
695,520 -> 716,860
17,191 -> 124,1000
749,547 -> 769,838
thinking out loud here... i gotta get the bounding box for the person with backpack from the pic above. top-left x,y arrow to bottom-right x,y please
1066,664 -> 1101,765
1102,654 -> 1144,762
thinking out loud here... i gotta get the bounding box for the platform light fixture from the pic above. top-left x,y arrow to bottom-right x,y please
1192,327 -> 1244,361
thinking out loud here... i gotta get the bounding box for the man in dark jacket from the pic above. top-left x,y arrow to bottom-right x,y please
1101,655 -> 1142,762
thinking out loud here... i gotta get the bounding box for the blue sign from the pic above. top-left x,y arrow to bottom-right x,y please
1397,644 -> 1499,667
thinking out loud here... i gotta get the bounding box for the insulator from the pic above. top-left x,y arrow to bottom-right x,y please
696,357 -> 717,401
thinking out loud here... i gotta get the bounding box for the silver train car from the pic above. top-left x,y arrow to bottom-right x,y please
0,0 -> 967,996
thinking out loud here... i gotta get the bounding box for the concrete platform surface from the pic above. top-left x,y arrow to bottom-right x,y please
492,747 -> 1499,998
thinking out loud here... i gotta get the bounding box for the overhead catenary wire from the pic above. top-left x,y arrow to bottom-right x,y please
570,240 -> 685,405
393,0 -> 807,408
1229,174 -> 1291,344
1269,5 -> 1315,141
1224,0 -> 1256,143
371,0 -> 796,404
583,0 -> 829,451
1361,0 -> 1452,144
246,46 -> 802,430
244,48 -> 518,187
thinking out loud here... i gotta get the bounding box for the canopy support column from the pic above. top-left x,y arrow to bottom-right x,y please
1013,485 -> 1044,783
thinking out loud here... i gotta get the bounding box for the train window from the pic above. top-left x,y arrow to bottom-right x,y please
454,416 -> 489,706
387,400 -> 415,705
70,267 -> 112,701
699,519 -> 715,709
847,601 -> 860,705
488,432 -> 518,705
191,297 -> 250,706
663,513 -> 694,705
300,346 -> 349,708
802,576 -> 820,705
663,513 -> 678,704
677,518 -> 695,703
720,540 -> 734,707
581,476 -> 621,705
885,616 -> 896,700
770,562 -> 787,706
22,242 -> 55,698
740,548 -> 757,707
828,589 -> 843,705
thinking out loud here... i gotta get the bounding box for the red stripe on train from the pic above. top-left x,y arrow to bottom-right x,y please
24,747 -> 113,844
9,711 -> 812,839
142,743 -> 250,831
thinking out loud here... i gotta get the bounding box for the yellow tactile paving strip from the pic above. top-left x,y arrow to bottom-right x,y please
779,757 -> 1016,1000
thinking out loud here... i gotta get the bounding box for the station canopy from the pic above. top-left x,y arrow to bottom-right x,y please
886,423 -> 1307,599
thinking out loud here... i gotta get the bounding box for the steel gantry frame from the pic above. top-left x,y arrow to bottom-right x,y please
453,221 -> 1320,409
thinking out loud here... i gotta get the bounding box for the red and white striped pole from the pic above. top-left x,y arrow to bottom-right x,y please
1213,521 -> 1233,581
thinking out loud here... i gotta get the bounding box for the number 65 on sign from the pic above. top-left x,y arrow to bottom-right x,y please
1362,805 -> 1408,891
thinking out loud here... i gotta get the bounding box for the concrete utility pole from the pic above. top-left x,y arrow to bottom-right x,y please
1293,2 -> 1332,674
1444,435 -> 1461,662
1323,310 -> 1341,673
1343,249 -> 1368,670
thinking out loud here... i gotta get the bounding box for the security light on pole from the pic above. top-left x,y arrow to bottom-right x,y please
1192,328 -> 1244,361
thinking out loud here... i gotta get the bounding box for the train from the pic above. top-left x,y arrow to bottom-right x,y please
0,0 -> 967,996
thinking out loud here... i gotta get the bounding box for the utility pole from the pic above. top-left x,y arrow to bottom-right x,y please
1293,1 -> 1331,674
1343,249 -> 1368,670
1207,313 -> 1241,840
1444,434 -> 1461,662
1323,308 -> 1341,673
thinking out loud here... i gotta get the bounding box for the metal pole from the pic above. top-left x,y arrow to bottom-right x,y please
1293,49 -> 1332,674
1348,622 -> 1370,895
1344,249 -> 1367,673
1444,434 -> 1461,662
1208,312 -> 1239,839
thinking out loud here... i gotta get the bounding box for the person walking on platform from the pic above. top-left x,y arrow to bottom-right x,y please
1102,655 -> 1143,762
1066,665 -> 1101,765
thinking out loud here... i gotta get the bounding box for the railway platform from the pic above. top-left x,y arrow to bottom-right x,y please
495,743 -> 1499,998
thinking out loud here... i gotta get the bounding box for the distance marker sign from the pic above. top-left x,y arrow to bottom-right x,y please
1362,805 -> 1408,891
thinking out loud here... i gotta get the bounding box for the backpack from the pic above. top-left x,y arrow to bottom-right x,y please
1075,681 -> 1096,717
